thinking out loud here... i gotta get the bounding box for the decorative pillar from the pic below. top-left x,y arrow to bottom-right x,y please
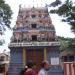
23,48 -> 26,66
44,48 -> 47,60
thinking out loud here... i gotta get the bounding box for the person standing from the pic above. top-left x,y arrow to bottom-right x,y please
24,61 -> 37,75
19,66 -> 28,75
38,60 -> 49,75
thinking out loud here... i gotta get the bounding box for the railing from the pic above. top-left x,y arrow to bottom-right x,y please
9,42 -> 60,47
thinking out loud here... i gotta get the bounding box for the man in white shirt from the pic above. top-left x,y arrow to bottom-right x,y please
38,60 -> 49,75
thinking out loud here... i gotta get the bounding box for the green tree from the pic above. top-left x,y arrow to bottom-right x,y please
0,0 -> 12,35
48,0 -> 75,33
0,0 -> 12,45
58,36 -> 75,52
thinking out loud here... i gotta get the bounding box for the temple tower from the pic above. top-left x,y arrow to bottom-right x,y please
8,6 -> 63,75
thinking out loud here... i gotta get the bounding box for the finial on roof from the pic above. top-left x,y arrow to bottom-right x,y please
19,4 -> 21,9
33,0 -> 35,8
19,4 -> 22,14
45,4 -> 48,7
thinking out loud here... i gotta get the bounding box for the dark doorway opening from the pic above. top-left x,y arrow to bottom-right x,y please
31,15 -> 36,18
31,24 -> 37,28
32,35 -> 37,41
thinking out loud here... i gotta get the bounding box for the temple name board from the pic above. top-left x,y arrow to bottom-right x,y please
9,42 -> 60,47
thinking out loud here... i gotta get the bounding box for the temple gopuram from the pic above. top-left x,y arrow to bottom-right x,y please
8,6 -> 63,75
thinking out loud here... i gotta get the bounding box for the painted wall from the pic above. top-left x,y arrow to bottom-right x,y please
8,46 -> 63,75
47,46 -> 63,75
8,48 -> 23,75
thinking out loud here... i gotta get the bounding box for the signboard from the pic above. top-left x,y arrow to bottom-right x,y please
9,42 -> 60,47
51,57 -> 59,65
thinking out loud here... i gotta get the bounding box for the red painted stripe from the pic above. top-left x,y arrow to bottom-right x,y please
64,63 -> 67,75
69,63 -> 72,75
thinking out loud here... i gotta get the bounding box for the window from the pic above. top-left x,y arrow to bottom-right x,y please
63,56 -> 68,62
63,56 -> 74,62
69,56 -> 74,61
31,24 -> 37,28
0,56 -> 5,61
31,15 -> 36,18
32,35 -> 37,41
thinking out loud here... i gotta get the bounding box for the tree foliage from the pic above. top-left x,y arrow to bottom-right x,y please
0,0 -> 12,45
50,0 -> 62,7
58,36 -> 75,51
0,0 -> 12,35
49,0 -> 75,33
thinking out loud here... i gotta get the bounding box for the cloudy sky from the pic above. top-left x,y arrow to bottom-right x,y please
0,0 -> 75,52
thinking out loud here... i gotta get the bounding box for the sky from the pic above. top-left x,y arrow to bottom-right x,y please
0,0 -> 75,52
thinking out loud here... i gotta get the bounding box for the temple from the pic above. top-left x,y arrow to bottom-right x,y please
8,6 -> 63,75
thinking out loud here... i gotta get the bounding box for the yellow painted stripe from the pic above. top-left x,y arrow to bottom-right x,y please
23,48 -> 26,65
44,48 -> 47,60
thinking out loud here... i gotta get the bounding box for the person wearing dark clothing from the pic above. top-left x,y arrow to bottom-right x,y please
19,66 -> 28,75
24,61 -> 37,75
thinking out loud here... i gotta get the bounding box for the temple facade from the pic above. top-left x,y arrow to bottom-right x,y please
8,6 -> 63,75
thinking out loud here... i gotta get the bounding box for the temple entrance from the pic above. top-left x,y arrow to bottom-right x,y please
26,49 -> 44,72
